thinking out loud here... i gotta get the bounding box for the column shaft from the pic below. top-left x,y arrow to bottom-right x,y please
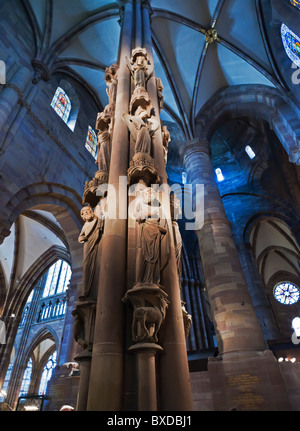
237,243 -> 280,341
182,139 -> 266,355
86,1 -> 133,411
142,4 -> 193,411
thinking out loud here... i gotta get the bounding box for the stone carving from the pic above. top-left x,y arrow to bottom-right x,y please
95,111 -> 111,180
122,105 -> 159,186
78,205 -> 104,299
123,283 -> 169,344
133,185 -> 169,286
126,47 -> 153,90
122,105 -> 159,156
129,86 -> 152,117
162,125 -> 170,165
181,302 -> 192,339
72,308 -> 88,350
72,301 -> 96,352
170,193 -> 192,338
104,62 -> 118,108
82,177 -> 101,208
170,194 -> 182,279
156,77 -> 164,111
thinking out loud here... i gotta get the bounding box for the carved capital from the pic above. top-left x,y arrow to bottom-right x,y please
72,300 -> 97,352
123,283 -> 169,344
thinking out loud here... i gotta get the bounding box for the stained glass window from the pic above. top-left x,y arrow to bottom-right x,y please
281,23 -> 300,68
38,351 -> 57,395
274,282 -> 300,305
19,357 -> 33,396
85,126 -> 98,159
290,0 -> 300,10
42,260 -> 71,298
50,87 -> 71,123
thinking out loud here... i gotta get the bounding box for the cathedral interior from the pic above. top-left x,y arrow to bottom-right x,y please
0,0 -> 300,413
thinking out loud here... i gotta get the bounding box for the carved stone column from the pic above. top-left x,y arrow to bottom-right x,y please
181,138 -> 291,411
140,2 -> 193,411
73,300 -> 96,411
236,242 -> 280,341
86,0 -> 134,411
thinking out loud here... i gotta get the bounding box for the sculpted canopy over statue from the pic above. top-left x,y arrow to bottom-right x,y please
126,47 -> 153,90
78,205 -> 104,299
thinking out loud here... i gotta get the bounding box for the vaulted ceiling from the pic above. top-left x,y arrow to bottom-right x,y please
24,0 -> 288,139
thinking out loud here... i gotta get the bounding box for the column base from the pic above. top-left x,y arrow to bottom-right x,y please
208,349 -> 291,411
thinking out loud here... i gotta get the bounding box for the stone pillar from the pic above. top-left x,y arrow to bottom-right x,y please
181,138 -> 266,355
75,351 -> 92,411
140,2 -> 193,411
130,344 -> 162,411
86,0 -> 133,411
237,242 -> 280,341
181,138 -> 292,411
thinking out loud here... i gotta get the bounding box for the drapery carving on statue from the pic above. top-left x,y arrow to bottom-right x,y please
72,303 -> 96,351
133,185 -> 169,286
170,193 -> 182,280
72,309 -> 88,350
104,62 -> 118,108
162,125 -> 170,165
126,47 -> 153,90
156,77 -> 164,111
170,193 -> 192,338
95,111 -> 111,177
122,106 -> 159,156
78,205 -> 104,299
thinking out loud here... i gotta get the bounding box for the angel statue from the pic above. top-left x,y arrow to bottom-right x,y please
122,106 -> 159,156
126,47 -> 154,90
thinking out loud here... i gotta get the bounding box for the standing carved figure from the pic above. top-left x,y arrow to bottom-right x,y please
95,111 -> 111,176
170,194 -> 192,337
78,206 -> 104,299
156,77 -> 164,111
126,47 -> 153,90
104,62 -> 118,108
133,186 -> 168,286
162,125 -> 170,165
122,106 -> 159,156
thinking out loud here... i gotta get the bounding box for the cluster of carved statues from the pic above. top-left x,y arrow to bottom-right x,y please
74,49 -> 191,351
